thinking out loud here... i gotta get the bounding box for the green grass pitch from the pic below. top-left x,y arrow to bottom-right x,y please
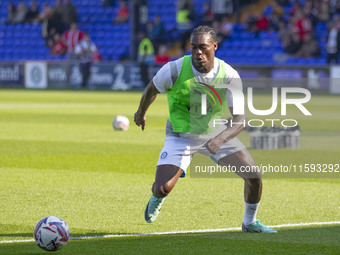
0,89 -> 339,254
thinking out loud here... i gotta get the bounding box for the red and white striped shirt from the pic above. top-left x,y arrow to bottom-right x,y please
64,29 -> 84,53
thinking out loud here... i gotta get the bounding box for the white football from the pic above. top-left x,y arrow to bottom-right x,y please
34,216 -> 69,251
113,115 -> 129,131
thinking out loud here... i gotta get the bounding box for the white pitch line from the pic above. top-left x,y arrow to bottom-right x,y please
1,221 -> 339,244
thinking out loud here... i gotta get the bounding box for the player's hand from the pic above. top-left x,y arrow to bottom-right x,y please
204,137 -> 223,154
134,112 -> 146,131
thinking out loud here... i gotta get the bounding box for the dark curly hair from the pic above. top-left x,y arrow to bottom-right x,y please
191,26 -> 218,43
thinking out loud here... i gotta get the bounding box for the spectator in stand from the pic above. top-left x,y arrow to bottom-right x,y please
255,12 -> 269,35
41,4 -> 62,45
292,10 -> 313,42
329,0 -> 337,16
244,13 -> 258,32
112,0 -> 129,24
53,0 -> 64,26
2,3 -> 16,24
146,21 -> 154,36
278,20 -> 289,41
268,12 -> 282,32
50,0 -> 64,34
302,0 -> 318,27
50,33 -> 67,56
176,0 -> 194,53
137,31 -> 155,87
326,22 -> 340,64
335,15 -> 340,30
289,0 -> 302,16
335,0 -> 340,15
178,0 -> 194,13
38,3 -> 54,47
53,0 -> 64,14
219,15 -> 233,40
25,1 -> 40,24
212,20 -> 223,44
75,34 -> 98,88
211,17 -> 233,44
64,22 -> 84,61
46,27 -> 57,48
13,2 -> 27,24
148,15 -> 165,53
38,3 -> 52,22
283,31 -> 303,55
200,2 -> 214,26
212,0 -> 233,20
295,33 -> 321,58
62,0 -> 77,30
311,0 -> 320,13
317,0 -> 330,22
155,45 -> 170,65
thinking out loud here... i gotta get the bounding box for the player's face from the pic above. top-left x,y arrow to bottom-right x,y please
190,33 -> 217,73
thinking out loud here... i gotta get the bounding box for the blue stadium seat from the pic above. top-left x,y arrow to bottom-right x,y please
318,58 -> 327,64
0,0 -> 328,63
315,22 -> 327,32
263,5 -> 273,16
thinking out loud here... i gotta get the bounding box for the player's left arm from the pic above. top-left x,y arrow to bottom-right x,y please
205,107 -> 246,154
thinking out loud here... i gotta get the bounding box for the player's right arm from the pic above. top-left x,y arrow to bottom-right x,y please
134,60 -> 175,131
134,81 -> 160,131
